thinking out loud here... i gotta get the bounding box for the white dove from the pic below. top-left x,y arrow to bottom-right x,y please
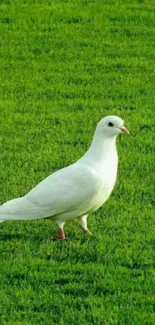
0,115 -> 129,240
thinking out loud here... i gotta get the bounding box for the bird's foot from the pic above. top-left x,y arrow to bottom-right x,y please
85,228 -> 92,235
79,225 -> 92,235
52,227 -> 66,241
52,236 -> 66,241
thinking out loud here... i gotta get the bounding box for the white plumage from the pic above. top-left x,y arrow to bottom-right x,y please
0,115 -> 129,239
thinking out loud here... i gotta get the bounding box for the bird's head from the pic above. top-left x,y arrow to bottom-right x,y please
96,115 -> 130,137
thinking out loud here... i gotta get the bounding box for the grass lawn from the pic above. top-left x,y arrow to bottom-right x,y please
0,0 -> 155,324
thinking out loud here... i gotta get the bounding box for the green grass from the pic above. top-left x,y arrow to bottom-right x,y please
0,0 -> 155,324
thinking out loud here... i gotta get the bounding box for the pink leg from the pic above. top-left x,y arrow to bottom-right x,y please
58,227 -> 66,240
52,221 -> 66,241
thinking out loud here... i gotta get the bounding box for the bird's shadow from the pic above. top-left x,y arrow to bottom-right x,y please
0,232 -> 46,241
0,221 -> 96,242
0,220 -> 53,241
0,231 -> 95,243
0,233 -> 23,240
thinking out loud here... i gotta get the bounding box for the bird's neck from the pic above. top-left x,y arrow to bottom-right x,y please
79,133 -> 118,167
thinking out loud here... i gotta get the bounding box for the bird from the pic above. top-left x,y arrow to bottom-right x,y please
0,115 -> 129,240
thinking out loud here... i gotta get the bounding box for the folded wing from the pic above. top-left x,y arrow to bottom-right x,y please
0,163 -> 101,221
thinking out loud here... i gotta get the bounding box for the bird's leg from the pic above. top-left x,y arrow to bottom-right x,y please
52,221 -> 66,241
58,227 -> 65,240
76,215 -> 92,235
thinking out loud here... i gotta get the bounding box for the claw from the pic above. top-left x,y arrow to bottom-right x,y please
85,228 -> 92,235
52,236 -> 66,241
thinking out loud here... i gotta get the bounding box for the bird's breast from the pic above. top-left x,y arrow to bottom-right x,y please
88,156 -> 118,212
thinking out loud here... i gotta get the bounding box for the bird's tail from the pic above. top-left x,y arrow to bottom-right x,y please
0,196 -> 53,221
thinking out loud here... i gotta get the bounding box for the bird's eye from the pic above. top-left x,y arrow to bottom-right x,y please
108,122 -> 114,127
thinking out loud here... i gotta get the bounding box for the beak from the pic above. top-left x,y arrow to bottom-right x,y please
120,126 -> 130,135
